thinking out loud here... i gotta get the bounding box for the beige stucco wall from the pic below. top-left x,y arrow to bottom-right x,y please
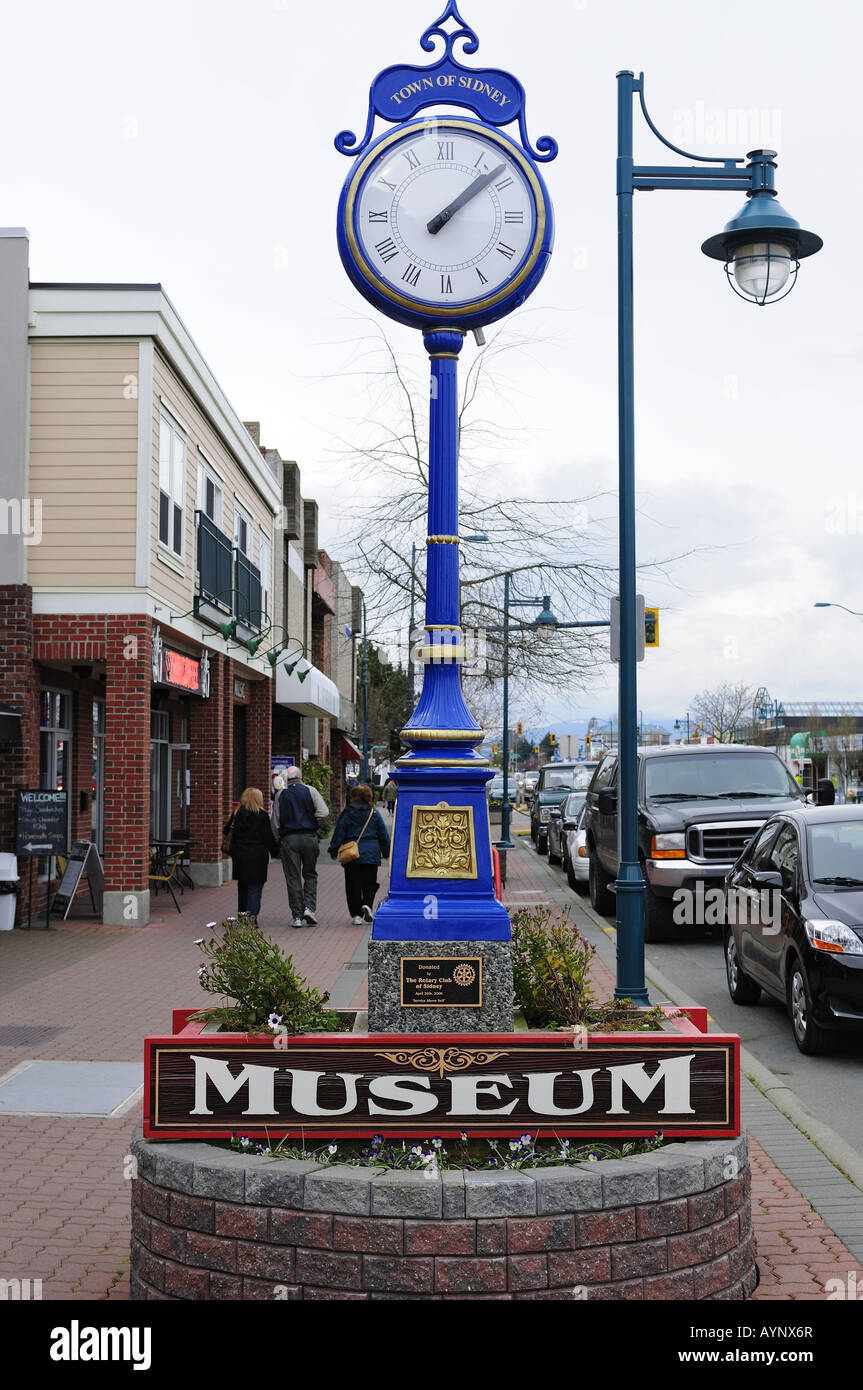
27,340 -> 139,587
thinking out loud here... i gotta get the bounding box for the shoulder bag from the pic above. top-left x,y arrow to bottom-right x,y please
221,811 -> 236,857
337,807 -> 374,866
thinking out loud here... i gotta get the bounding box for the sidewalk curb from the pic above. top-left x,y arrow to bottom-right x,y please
511,830 -> 863,1195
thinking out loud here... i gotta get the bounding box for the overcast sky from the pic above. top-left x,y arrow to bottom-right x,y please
3,0 -> 859,731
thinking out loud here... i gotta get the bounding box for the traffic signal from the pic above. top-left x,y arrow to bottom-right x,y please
549,732 -> 557,747
515,721 -> 523,736
491,744 -> 498,756
534,744 -> 540,754
644,607 -> 659,647
585,735 -> 591,752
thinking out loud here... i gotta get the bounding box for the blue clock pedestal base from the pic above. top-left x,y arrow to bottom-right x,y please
367,939 -> 514,1034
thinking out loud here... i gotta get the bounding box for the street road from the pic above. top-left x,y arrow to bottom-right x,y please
513,809 -> 863,1158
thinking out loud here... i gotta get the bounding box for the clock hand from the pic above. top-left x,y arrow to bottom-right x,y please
426,162 -> 507,235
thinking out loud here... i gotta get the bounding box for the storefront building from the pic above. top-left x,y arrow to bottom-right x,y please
0,231 -> 280,923
254,435 -> 363,818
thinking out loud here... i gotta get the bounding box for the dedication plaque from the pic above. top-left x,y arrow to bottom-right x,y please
400,956 -> 482,1007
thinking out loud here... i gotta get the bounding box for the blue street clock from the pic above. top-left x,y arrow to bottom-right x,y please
336,1 -> 555,332
335,3 -> 558,995
337,116 -> 553,332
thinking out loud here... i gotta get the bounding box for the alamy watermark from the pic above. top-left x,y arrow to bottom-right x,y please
672,103 -> 782,149
0,497 -> 42,545
672,884 -> 780,931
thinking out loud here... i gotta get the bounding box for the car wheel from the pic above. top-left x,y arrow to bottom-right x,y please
548,837 -> 561,865
536,834 -> 548,856
724,930 -> 761,1005
589,852 -> 615,916
643,884 -> 675,943
788,959 -> 836,1055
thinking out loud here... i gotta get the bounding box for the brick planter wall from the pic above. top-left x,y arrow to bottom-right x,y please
130,1132 -> 756,1301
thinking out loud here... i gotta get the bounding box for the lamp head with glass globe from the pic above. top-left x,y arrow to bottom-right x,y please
701,150 -> 822,305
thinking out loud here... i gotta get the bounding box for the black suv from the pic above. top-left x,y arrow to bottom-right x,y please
530,760 -> 599,855
582,744 -> 807,940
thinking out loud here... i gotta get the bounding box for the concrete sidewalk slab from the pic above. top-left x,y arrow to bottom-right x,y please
0,1060 -> 143,1116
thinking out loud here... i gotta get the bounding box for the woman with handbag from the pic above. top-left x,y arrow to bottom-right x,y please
223,787 -> 279,925
328,784 -> 391,925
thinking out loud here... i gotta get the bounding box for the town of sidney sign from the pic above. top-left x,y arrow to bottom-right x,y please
144,1015 -> 739,1141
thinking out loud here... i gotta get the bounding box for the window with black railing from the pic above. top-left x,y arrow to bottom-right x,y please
234,548 -> 264,631
196,510 -> 233,614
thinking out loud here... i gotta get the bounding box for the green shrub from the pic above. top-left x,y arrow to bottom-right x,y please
191,914 -> 332,1034
511,905 -> 596,1029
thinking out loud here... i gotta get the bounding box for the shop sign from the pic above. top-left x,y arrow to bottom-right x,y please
151,623 -> 209,697
233,679 -> 247,700
162,650 -> 201,692
144,1029 -> 739,1140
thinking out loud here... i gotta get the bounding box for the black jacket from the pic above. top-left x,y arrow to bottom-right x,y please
329,804 -> 391,866
225,807 -> 278,883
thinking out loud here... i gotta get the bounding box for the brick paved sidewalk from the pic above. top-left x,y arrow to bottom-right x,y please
0,828 -> 860,1300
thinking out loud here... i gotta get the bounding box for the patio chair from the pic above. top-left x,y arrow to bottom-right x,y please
148,849 -> 183,913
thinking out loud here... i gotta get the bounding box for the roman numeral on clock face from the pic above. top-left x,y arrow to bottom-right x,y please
496,242 -> 516,259
402,263 -> 422,287
437,140 -> 455,161
368,210 -> 388,223
475,266 -> 489,285
374,237 -> 399,264
504,210 -> 524,224
403,147 -> 422,170
495,176 -> 515,191
440,273 -> 453,294
475,152 -> 489,171
378,177 -> 396,191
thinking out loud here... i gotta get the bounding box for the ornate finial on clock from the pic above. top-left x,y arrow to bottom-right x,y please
334,2 -> 558,164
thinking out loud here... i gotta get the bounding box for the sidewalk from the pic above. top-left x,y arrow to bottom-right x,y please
0,830 -> 861,1300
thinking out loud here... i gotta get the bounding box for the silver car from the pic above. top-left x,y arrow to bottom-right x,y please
566,805 -> 589,894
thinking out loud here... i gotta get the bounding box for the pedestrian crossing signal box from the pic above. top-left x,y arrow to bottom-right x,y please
644,608 -> 659,647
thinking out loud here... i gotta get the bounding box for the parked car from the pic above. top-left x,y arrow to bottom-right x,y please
531,761 -> 599,855
723,805 -> 863,1054
566,804 -> 590,894
582,744 -> 807,941
548,791 -> 586,866
487,774 -> 516,808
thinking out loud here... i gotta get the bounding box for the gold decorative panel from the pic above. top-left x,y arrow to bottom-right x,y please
405,801 -> 478,879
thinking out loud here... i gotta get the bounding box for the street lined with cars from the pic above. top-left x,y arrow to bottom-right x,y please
513,791 -> 863,1159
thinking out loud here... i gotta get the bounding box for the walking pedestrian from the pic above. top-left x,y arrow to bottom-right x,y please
328,783 -> 390,925
270,765 -> 329,927
383,778 -> 397,816
223,787 -> 278,925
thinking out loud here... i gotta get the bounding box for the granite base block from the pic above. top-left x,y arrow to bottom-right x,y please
367,939 -> 513,1033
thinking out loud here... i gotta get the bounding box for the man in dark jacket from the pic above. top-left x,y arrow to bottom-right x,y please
270,766 -> 329,927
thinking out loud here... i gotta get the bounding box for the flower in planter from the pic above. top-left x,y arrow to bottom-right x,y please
194,938 -> 204,945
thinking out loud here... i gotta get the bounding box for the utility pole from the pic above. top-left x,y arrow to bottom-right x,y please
407,541 -> 417,720
362,596 -> 369,784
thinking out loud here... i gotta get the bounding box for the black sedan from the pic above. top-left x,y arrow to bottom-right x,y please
723,806 -> 863,1054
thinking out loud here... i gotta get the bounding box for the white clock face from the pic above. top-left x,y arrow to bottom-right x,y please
350,121 -> 541,310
